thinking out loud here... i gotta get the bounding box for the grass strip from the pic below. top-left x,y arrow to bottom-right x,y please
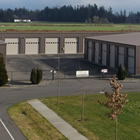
1,23 -> 140,31
8,102 -> 67,140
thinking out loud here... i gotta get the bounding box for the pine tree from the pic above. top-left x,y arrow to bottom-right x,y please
0,54 -> 8,86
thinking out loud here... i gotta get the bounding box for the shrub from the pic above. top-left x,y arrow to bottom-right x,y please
117,64 -> 127,80
30,68 -> 37,84
37,68 -> 42,84
30,68 -> 42,84
0,54 -> 8,86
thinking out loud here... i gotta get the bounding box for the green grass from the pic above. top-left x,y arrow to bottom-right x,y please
1,22 -> 140,31
40,92 -> 140,140
8,102 -> 67,140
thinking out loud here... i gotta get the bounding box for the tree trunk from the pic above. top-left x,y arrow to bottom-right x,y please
115,117 -> 118,140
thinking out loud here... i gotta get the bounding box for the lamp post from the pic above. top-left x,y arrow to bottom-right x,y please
57,55 -> 60,104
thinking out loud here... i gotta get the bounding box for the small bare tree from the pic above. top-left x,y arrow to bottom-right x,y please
98,75 -> 128,140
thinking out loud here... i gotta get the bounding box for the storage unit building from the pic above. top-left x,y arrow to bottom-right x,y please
85,32 -> 140,75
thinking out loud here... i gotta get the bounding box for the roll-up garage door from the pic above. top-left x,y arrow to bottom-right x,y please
102,43 -> 107,66
95,42 -> 99,64
128,48 -> 135,74
110,45 -> 115,68
25,38 -> 39,54
45,38 -> 59,54
64,38 -> 77,54
5,38 -> 19,55
118,47 -> 124,66
88,41 -> 92,62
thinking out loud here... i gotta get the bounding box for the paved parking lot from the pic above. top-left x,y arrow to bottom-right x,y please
6,54 -> 116,81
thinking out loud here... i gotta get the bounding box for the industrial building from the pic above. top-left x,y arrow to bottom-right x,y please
0,31 -> 118,56
84,32 -> 140,75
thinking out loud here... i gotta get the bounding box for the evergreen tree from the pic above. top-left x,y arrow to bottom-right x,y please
0,54 -> 8,86
117,64 -> 127,80
30,68 -> 42,84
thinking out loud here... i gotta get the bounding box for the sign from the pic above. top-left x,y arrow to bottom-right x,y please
101,69 -> 108,73
50,70 -> 56,73
76,70 -> 89,77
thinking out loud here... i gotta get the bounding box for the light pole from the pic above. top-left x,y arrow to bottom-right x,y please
57,55 -> 60,104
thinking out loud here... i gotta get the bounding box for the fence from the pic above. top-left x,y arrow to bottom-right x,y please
7,69 -> 116,81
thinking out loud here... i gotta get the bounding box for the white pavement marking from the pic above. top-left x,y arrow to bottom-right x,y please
0,119 -> 15,140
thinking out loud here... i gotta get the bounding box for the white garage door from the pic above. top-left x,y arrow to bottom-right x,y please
118,47 -> 124,66
95,42 -> 99,64
25,38 -> 39,54
128,48 -> 135,74
83,38 -> 85,53
5,38 -> 19,55
64,38 -> 77,54
110,45 -> 115,68
45,38 -> 59,54
102,43 -> 107,66
88,41 -> 92,61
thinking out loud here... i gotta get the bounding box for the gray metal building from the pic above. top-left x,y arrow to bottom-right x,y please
84,32 -> 140,75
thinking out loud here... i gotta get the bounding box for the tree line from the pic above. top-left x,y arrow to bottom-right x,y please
0,4 -> 140,23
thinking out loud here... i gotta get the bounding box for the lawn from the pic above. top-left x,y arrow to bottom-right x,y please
1,22 -> 140,31
40,92 -> 140,140
8,102 -> 67,140
8,92 -> 140,140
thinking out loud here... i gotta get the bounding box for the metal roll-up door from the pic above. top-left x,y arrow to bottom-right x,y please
110,45 -> 115,68
128,48 -> 135,74
102,43 -> 107,66
5,38 -> 19,55
88,41 -> 92,62
64,38 -> 77,54
95,42 -> 99,64
118,47 -> 124,66
25,38 -> 39,54
45,38 -> 59,54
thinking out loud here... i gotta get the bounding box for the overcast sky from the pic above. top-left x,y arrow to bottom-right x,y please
1,0 -> 140,13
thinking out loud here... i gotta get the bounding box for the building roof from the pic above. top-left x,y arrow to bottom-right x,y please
0,40 -> 6,45
86,32 -> 140,46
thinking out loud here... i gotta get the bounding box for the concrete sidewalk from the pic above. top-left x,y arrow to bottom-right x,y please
28,99 -> 88,140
